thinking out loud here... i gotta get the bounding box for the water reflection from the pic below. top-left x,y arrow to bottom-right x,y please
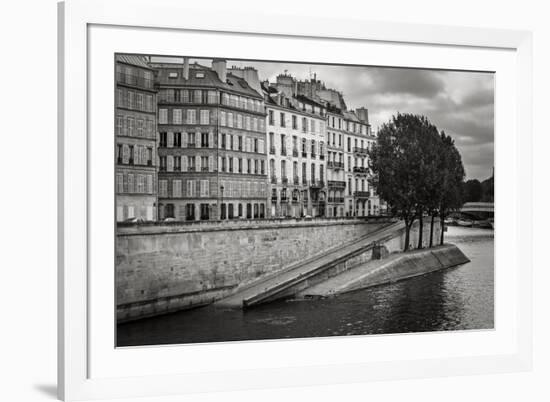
117,226 -> 494,346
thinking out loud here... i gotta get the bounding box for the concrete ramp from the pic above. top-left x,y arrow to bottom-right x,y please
215,220 -> 405,308
299,244 -> 470,298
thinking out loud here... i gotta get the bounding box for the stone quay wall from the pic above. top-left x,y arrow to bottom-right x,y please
116,217 -> 394,321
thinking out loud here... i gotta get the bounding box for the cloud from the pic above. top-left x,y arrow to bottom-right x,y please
224,58 -> 494,180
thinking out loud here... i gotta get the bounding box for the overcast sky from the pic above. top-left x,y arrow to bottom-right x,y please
161,56 -> 494,181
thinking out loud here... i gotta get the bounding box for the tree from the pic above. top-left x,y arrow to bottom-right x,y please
369,113 -> 439,251
463,179 -> 483,202
437,132 -> 465,245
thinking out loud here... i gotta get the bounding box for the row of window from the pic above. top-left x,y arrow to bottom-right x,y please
116,64 -> 154,90
159,155 -> 266,175
328,115 -> 369,135
158,131 -> 265,154
116,88 -> 155,113
115,173 -> 155,194
158,178 -> 267,199
267,110 -> 325,134
116,204 -> 155,222
268,133 -> 325,157
158,89 -> 263,113
160,202 -> 266,221
268,160 -> 324,183
115,115 -> 156,139
116,144 -> 154,166
219,111 -> 265,132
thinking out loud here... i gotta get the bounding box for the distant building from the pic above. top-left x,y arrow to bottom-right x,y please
263,74 -> 328,218
115,55 -> 158,222
152,59 -> 267,221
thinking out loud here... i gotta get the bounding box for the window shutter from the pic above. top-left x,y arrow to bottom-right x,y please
208,156 -> 213,172
182,155 -> 188,172
182,132 -> 188,147
167,155 -> 174,172
196,156 -> 201,171
167,131 -> 174,148
209,132 -> 213,148
122,144 -> 129,163
147,175 -> 153,194
128,174 -> 134,193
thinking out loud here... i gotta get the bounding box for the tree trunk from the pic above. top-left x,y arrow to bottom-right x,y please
404,217 -> 410,251
429,214 -> 435,248
417,209 -> 424,249
440,212 -> 445,245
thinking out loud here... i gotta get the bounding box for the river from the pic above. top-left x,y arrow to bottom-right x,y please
117,226 -> 494,346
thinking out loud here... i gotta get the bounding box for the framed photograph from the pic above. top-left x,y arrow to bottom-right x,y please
58,0 -> 533,400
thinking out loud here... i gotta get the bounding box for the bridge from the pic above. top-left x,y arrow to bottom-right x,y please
459,202 -> 494,220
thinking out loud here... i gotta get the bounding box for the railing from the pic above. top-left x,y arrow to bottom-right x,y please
187,142 -> 196,148
353,146 -> 368,155
116,72 -> 154,89
328,180 -> 346,188
188,166 -> 196,172
292,149 -> 299,157
281,148 -> 287,156
281,176 -> 288,184
201,167 -> 209,172
319,154 -> 325,160
354,191 -> 370,198
302,178 -> 308,186
328,197 -> 345,203
280,197 -> 288,203
269,146 -> 275,155
311,152 -> 316,158
353,166 -> 368,174
310,180 -> 325,188
328,161 -> 344,169
302,152 -> 308,158
270,176 -> 277,184
293,176 -> 300,185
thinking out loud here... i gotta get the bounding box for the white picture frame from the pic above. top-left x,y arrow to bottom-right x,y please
58,0 -> 533,400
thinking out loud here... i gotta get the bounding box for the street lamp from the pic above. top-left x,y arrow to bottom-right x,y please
220,185 -> 224,220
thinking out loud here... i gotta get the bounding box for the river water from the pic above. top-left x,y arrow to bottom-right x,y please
117,226 -> 494,347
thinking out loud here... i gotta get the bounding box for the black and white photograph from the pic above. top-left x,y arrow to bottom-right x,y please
115,54 -> 495,347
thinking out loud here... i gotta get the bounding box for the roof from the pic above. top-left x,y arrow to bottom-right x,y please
115,54 -> 152,70
343,111 -> 361,122
152,63 -> 263,99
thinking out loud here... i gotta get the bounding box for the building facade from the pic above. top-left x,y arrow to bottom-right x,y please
264,74 -> 327,218
153,59 -> 268,221
115,55 -> 158,222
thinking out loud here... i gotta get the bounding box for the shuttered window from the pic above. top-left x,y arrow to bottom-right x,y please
159,109 -> 168,124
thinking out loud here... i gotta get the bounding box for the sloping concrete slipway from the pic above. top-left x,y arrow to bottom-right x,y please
298,244 -> 470,298
215,220 -> 408,308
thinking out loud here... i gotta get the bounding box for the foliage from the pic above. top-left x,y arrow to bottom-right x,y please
369,114 -> 465,250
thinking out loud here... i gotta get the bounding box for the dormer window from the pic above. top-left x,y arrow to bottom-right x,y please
195,71 -> 205,78
168,72 -> 178,78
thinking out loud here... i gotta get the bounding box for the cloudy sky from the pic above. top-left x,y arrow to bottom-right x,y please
160,56 -> 494,181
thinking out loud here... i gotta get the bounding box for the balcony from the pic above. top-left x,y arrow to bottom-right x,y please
310,180 -> 325,188
292,149 -> 299,157
293,176 -> 300,185
353,166 -> 368,174
302,152 -> 308,158
280,196 -> 288,203
188,166 -> 196,172
328,180 -> 346,188
354,146 -> 368,155
281,176 -> 288,184
270,176 -> 277,184
281,148 -> 287,156
328,197 -> 345,203
311,152 -> 316,159
302,178 -> 308,186
201,167 -> 209,172
319,154 -> 325,160
187,142 -> 196,148
328,161 -> 344,170
354,191 -> 370,198
269,146 -> 276,155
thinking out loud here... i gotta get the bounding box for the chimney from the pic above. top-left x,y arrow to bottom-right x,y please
212,59 -> 227,82
356,107 -> 369,124
182,57 -> 189,80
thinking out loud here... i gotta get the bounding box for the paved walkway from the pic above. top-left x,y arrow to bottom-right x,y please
214,220 -> 405,308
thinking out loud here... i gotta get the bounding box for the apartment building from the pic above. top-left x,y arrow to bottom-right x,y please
115,54 -> 158,222
263,74 -> 327,218
152,59 -> 267,221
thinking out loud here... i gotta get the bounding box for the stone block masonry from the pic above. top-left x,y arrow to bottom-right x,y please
116,217 -> 392,322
